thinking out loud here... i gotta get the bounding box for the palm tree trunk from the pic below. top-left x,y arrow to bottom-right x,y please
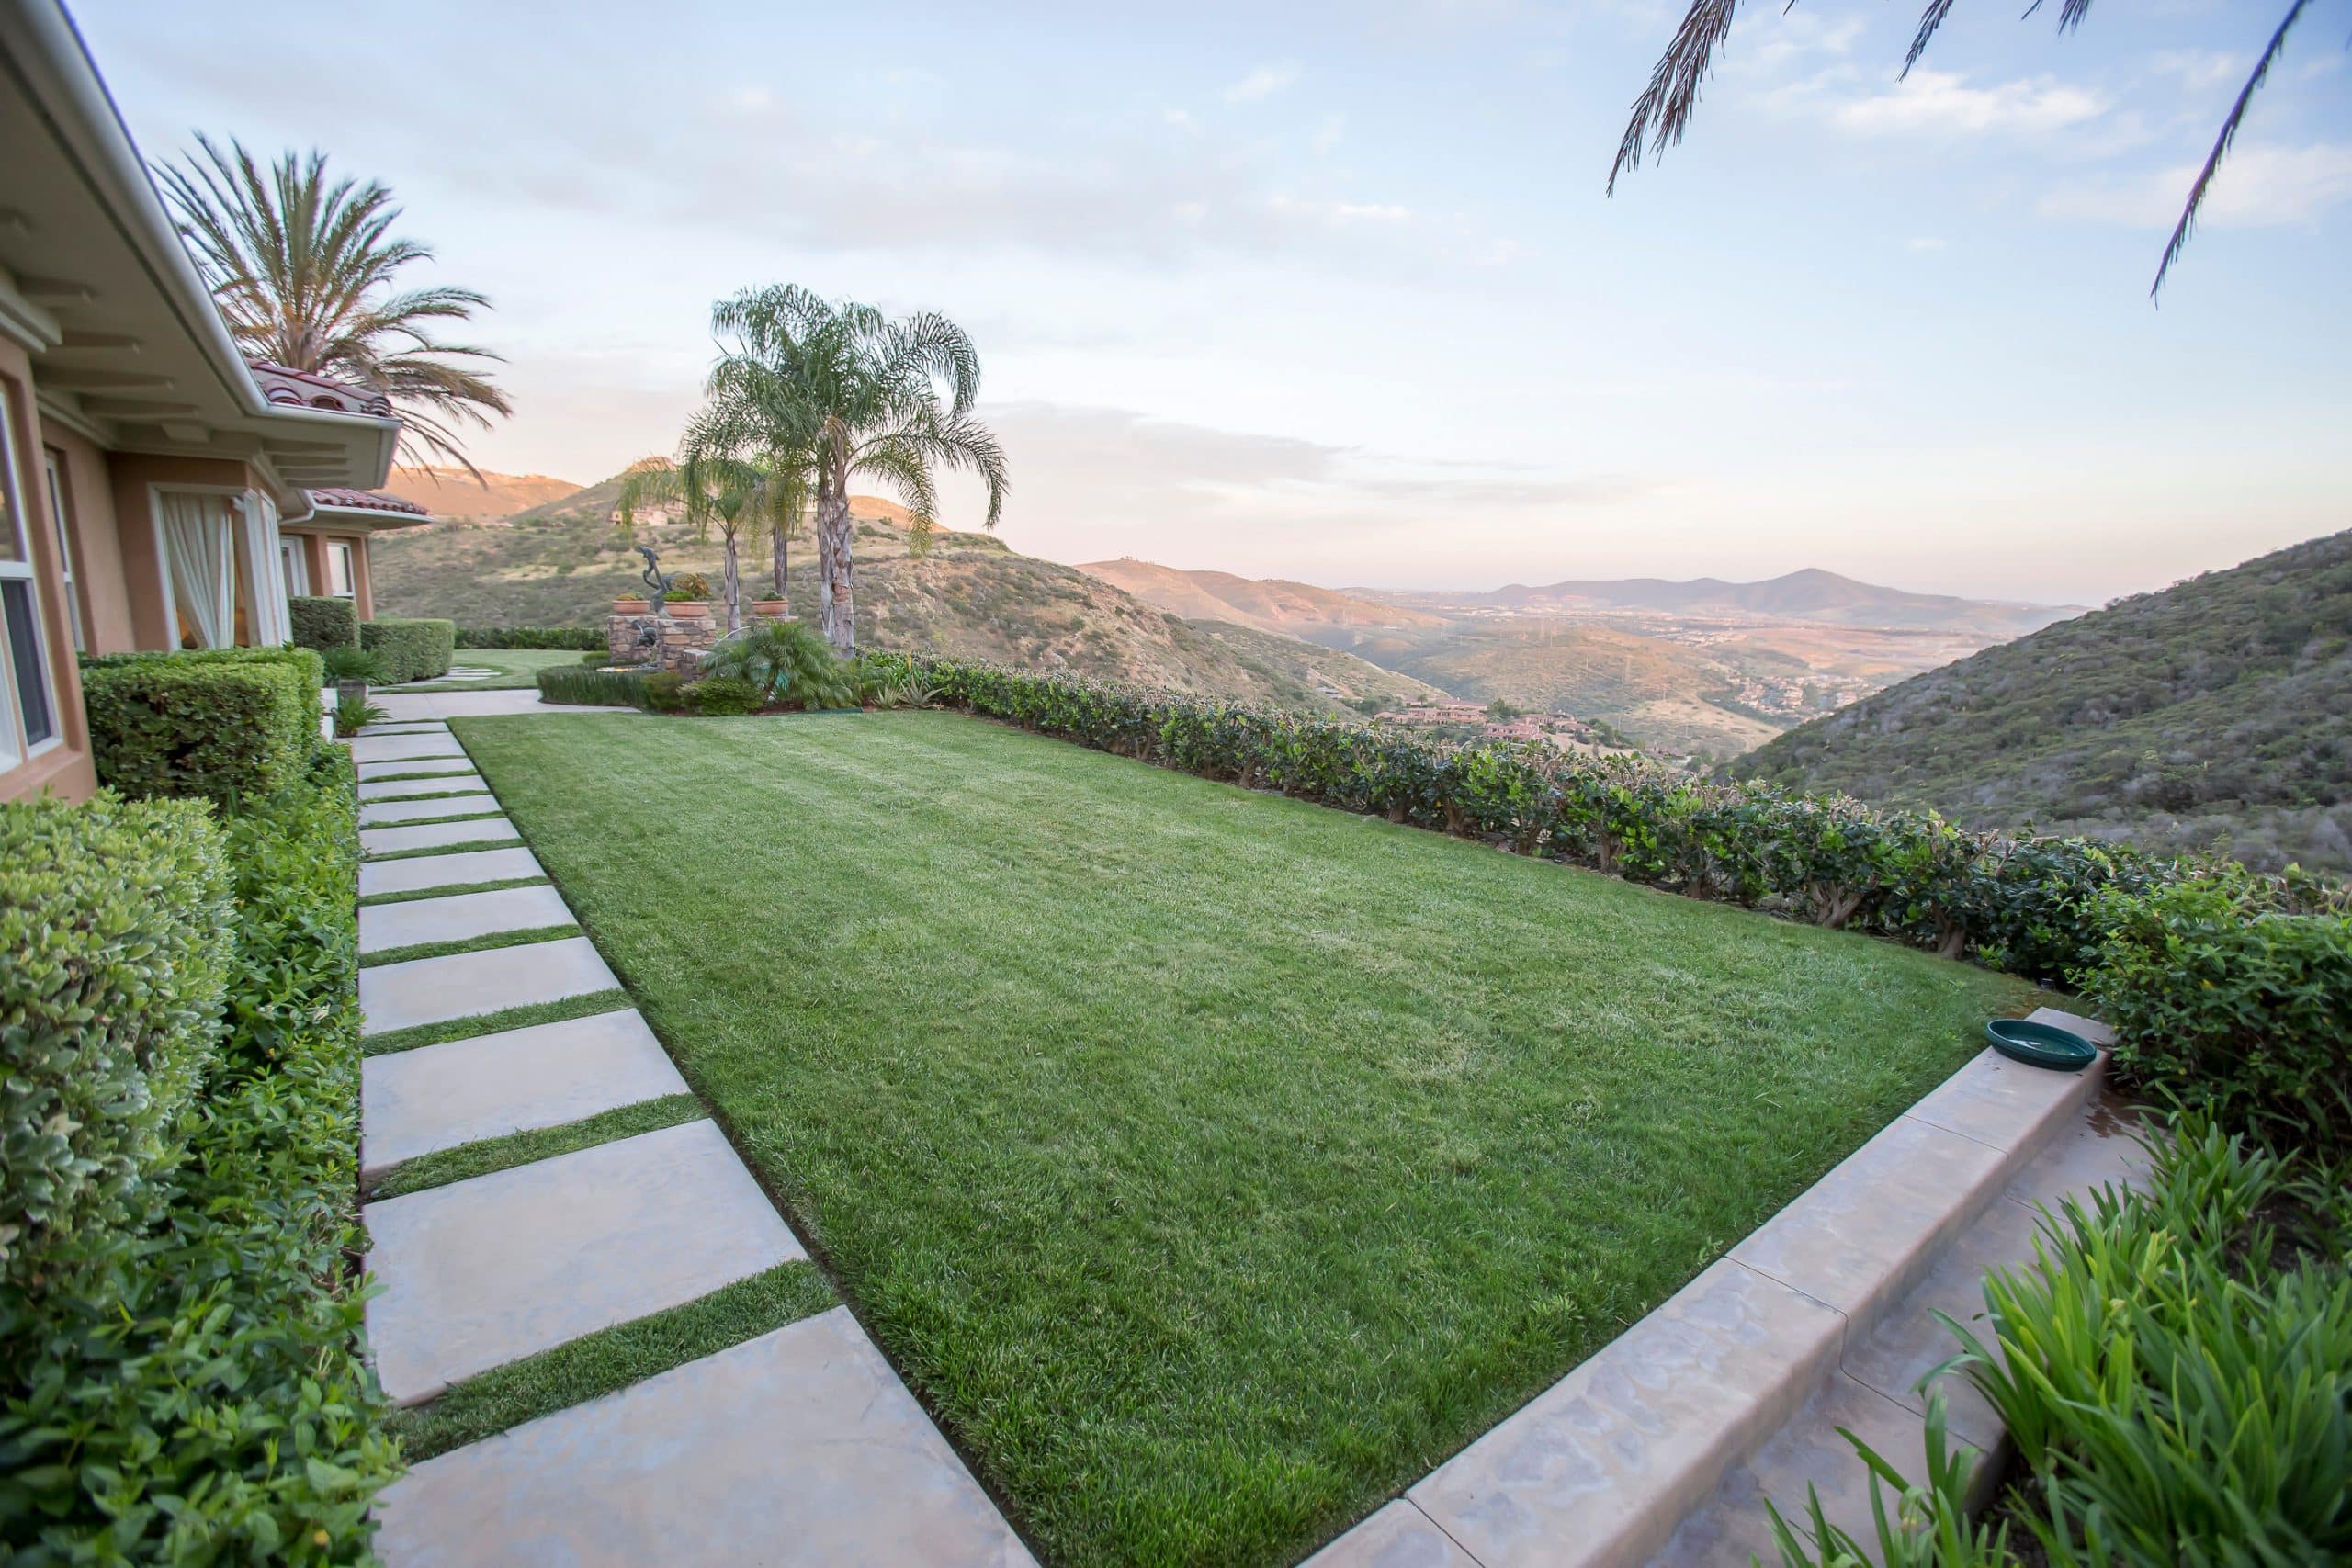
721,532 -> 742,633
772,517 -> 789,609
815,488 -> 855,655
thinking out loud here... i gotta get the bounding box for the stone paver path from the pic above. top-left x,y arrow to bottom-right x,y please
350,717 -> 1028,1565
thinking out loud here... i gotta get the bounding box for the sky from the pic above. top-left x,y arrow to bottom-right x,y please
73,0 -> 2352,604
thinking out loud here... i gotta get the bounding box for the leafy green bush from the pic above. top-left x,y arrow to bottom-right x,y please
680,675 -> 763,716
1771,1115 -> 2352,1568
287,594 -> 358,650
0,750 -> 401,1559
0,794 -> 230,1291
456,626 -> 604,650
535,666 -> 650,708
639,671 -> 687,712
703,621 -> 850,709
81,648 -> 322,809
361,617 -> 457,682
2084,875 -> 2352,1155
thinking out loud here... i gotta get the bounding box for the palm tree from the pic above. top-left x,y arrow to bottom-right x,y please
696,285 -> 1008,655
613,431 -> 797,631
1609,0 -> 2333,295
156,134 -> 512,475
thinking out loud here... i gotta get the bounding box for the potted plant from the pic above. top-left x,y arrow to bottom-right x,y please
321,644 -> 383,704
751,596 -> 789,620
662,570 -> 713,619
614,594 -> 651,615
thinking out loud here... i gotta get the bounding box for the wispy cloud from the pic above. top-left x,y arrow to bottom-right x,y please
1311,113 -> 1346,156
1223,64 -> 1299,103
1906,236 -> 1947,252
1829,70 -> 2107,138
2042,142 -> 2352,229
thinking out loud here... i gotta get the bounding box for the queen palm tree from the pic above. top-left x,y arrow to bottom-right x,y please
613,428 -> 797,632
157,134 -> 512,475
696,285 -> 1008,655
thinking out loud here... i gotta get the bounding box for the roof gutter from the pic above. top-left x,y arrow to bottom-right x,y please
0,0 -> 401,484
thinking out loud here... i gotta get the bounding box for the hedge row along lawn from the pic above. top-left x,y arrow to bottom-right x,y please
458,710 -> 2042,1568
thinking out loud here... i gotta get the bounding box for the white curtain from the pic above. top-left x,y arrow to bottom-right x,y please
160,491 -> 234,649
239,492 -> 290,646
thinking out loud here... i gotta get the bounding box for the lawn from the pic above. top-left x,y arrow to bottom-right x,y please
396,648 -> 589,691
456,710 -> 2041,1567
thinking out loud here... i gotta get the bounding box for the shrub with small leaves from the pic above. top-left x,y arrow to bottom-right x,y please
360,617 -> 457,682
680,674 -> 763,716
287,594 -> 358,650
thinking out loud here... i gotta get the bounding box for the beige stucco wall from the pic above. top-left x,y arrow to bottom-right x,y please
38,416 -> 134,655
0,336 -> 96,804
103,451 -> 258,650
282,525 -> 378,620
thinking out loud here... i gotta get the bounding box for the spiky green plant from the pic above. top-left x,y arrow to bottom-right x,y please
699,619 -> 851,709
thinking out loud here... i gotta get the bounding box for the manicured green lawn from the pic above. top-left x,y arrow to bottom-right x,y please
457,710 -> 2041,1567
397,648 -> 587,690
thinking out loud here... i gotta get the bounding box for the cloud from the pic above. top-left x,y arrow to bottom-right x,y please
1906,236 -> 1947,252
1223,65 -> 1299,103
2041,142 -> 2352,229
1829,70 -> 2107,138
1312,113 -> 1346,156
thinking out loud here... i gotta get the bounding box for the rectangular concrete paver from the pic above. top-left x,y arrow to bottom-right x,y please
361,1009 -> 685,1177
360,773 -> 489,802
1407,1258 -> 1845,1568
360,935 -> 616,1037
360,884 -> 577,955
359,845 -> 545,900
372,1306 -> 1035,1567
358,722 -> 450,737
360,793 -> 500,828
362,1120 -> 804,1404
352,733 -> 470,764
1302,1501 -> 1479,1568
362,818 -> 518,857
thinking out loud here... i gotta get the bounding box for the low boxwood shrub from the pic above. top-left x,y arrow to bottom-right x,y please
535,666 -> 650,708
455,626 -> 604,650
2084,874 -> 2352,1156
0,794 -> 230,1291
361,617 -> 457,683
0,747 -> 401,1560
80,648 -> 322,809
288,594 -> 358,650
680,674 -> 762,716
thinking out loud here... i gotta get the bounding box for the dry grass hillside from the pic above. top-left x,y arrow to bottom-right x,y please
1079,559 -> 1447,637
370,481 -> 1451,715
378,467 -> 584,521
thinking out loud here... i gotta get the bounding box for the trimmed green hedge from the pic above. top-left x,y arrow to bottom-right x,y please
458,626 -> 603,650
80,648 -> 323,809
913,660 -> 2352,1138
0,794 -> 231,1291
0,747 -> 401,1559
288,595 -> 359,650
361,618 -> 457,683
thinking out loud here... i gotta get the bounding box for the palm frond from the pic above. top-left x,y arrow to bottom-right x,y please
2153,0 -> 2313,297
1608,0 -> 1743,196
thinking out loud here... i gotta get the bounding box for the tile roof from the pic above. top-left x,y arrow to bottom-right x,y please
247,360 -> 395,417
307,487 -> 428,515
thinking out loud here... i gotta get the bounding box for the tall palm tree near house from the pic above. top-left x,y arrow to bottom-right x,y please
697,285 -> 1008,655
613,426 -> 798,632
157,134 -> 512,476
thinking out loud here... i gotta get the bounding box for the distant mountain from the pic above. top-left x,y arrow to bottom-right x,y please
377,467 -> 583,522
371,479 -> 1452,716
1365,568 -> 2081,637
1078,559 -> 1447,637
1733,529 -> 2352,874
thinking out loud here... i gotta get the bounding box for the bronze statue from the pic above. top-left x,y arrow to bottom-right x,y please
637,545 -> 673,608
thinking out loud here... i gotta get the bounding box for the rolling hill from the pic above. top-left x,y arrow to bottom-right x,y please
1733,528 -> 2352,874
1078,559 -> 1447,637
1363,568 -> 2080,637
370,480 -> 1451,716
377,467 -> 584,521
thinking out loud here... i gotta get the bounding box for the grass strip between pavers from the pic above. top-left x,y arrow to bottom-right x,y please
359,875 -> 551,908
367,1094 -> 705,1201
384,1260 -> 837,1462
360,786 -> 491,806
359,923 -> 582,970
363,805 -> 507,829
362,765 -> 476,783
364,836 -> 524,863
362,989 -> 632,1057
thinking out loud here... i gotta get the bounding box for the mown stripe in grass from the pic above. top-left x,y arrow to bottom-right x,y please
360,922 -> 582,970
384,1261 -> 836,1461
359,875 -> 550,908
362,989 -> 632,1056
367,1094 -> 703,1201
364,835 -> 524,863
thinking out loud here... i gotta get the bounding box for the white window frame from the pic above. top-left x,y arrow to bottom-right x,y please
0,384 -> 61,770
324,538 -> 356,600
282,536 -> 311,597
41,448 -> 83,652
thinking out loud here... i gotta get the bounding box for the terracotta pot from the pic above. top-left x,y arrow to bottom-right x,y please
664,600 -> 710,619
613,597 -> 650,614
751,599 -> 789,619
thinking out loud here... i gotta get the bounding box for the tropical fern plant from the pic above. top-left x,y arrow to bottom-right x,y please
699,619 -> 852,709
694,285 -> 1009,655
156,135 -> 512,474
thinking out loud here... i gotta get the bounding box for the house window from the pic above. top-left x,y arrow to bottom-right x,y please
0,386 -> 60,765
282,538 -> 310,597
157,491 -> 240,649
324,539 -> 356,599
41,450 -> 83,651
